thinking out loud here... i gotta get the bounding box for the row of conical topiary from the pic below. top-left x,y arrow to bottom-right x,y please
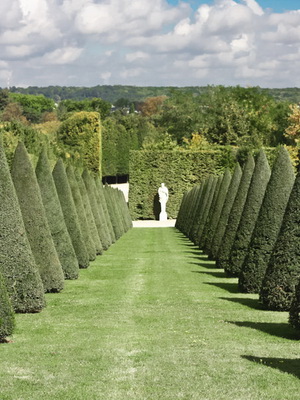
176,147 -> 300,334
0,139 -> 132,342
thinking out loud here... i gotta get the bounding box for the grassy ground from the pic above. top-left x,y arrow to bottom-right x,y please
0,227 -> 299,400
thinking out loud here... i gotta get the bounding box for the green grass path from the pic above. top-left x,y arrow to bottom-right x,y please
0,228 -> 299,399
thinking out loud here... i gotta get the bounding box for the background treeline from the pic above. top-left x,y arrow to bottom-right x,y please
1,85 -> 300,178
176,147 -> 300,334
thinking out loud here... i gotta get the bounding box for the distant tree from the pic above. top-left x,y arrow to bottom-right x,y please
285,104 -> 300,145
139,96 -> 167,117
11,142 -> 65,293
0,139 -> 45,312
0,88 -> 10,110
1,102 -> 27,123
9,93 -> 55,123
239,147 -> 295,293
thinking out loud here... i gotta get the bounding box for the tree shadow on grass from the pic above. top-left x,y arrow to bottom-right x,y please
220,296 -> 265,311
189,260 -> 216,269
192,271 -> 226,279
228,321 -> 299,341
204,282 -> 239,293
242,355 -> 300,378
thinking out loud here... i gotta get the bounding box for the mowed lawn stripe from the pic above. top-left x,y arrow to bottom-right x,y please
0,228 -> 299,400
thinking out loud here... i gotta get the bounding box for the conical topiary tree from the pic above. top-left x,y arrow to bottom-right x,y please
94,176 -> 116,243
11,142 -> 64,293
82,170 -> 111,250
36,150 -> 79,280
186,184 -> 204,239
66,165 -> 96,261
196,176 -> 219,247
228,150 -> 271,276
260,170 -> 300,310
175,190 -> 189,231
203,169 -> 232,254
75,170 -> 103,255
0,140 -> 45,312
217,155 -> 255,271
239,147 -> 295,293
53,159 -> 89,269
0,272 -> 15,342
104,185 -> 123,240
289,279 -> 300,331
188,183 -> 206,242
210,163 -> 242,260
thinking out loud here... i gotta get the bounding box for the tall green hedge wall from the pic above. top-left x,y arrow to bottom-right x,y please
129,150 -> 233,220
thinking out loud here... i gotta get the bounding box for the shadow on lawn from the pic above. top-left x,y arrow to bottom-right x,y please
204,281 -> 239,293
242,355 -> 300,379
189,261 -> 216,269
228,321 -> 299,341
220,296 -> 265,310
192,270 -> 226,278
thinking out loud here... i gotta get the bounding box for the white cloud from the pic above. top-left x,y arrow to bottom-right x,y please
0,0 -> 299,88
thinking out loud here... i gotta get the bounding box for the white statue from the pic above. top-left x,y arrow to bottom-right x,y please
158,183 -> 169,221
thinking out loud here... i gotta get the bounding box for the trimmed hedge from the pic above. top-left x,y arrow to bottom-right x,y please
0,271 -> 15,342
239,147 -> 295,293
228,150 -> 271,277
36,150 -> 79,280
129,150 -> 231,220
53,159 -> 89,269
11,142 -> 65,293
210,163 -> 242,260
260,170 -> 300,310
217,155 -> 255,271
0,139 -> 45,312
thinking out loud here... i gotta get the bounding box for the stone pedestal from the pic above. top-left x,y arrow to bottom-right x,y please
159,211 -> 168,221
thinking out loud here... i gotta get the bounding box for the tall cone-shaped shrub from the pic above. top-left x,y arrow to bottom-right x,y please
75,170 -> 103,255
217,156 -> 255,272
0,140 -> 45,312
188,183 -> 205,241
66,165 -> 96,261
202,169 -> 232,254
118,189 -> 132,231
36,150 -> 79,280
108,186 -> 126,236
196,176 -> 219,247
82,170 -> 110,250
210,164 -> 242,260
104,185 -> 123,240
0,272 -> 14,342
11,143 -> 64,293
53,159 -> 89,268
95,176 -> 116,243
190,178 -> 212,244
260,170 -> 300,310
177,188 -> 194,235
289,280 -> 300,331
228,150 -> 271,276
239,147 -> 295,293
175,191 -> 188,231
91,175 -> 112,248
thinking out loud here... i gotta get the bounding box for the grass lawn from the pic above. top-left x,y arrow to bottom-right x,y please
0,227 -> 299,400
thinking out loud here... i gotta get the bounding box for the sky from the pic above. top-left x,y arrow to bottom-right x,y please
1,0 -> 300,89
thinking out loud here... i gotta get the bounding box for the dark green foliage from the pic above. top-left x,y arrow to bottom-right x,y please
36,150 -> 79,280
129,150 -> 233,220
116,189 -> 132,232
0,139 -> 45,312
217,156 -> 255,271
94,176 -> 116,243
181,185 -> 201,236
75,170 -> 103,255
202,170 -> 232,254
289,280 -> 300,330
239,147 -> 295,293
104,185 -> 124,240
66,166 -> 97,261
228,150 -> 271,276
11,142 -> 64,293
210,163 -> 242,260
82,170 -> 111,250
260,170 -> 300,310
53,159 -> 89,269
190,179 -> 212,244
0,272 -> 15,342
187,184 -> 204,240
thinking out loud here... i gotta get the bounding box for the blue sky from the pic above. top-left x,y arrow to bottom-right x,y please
1,0 -> 300,88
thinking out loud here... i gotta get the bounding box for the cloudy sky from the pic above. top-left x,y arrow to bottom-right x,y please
1,0 -> 300,88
